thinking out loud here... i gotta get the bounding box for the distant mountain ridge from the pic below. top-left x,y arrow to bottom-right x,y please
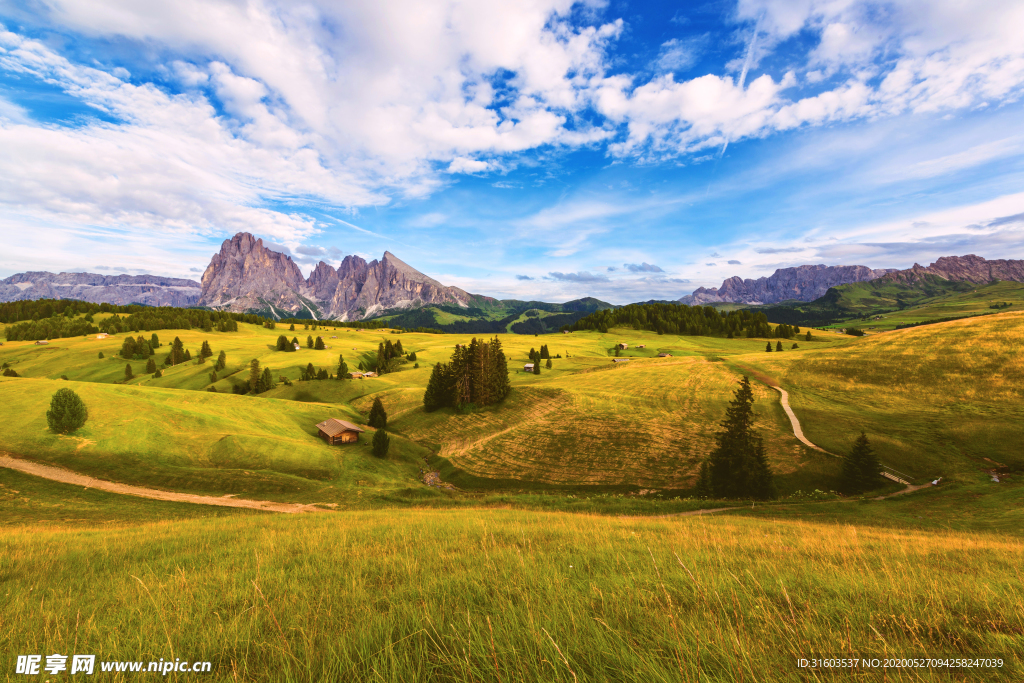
680,264 -> 896,305
874,254 -> 1024,286
198,232 -> 472,320
0,271 -> 201,307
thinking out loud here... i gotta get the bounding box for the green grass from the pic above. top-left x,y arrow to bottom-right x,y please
1,508 -> 1020,682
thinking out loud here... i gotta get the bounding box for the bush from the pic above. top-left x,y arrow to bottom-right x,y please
372,428 -> 391,458
60,375 -> 69,380
154,369 -> 163,378
2,368 -> 18,377
791,343 -> 799,349
98,351 -> 104,359
46,387 -> 88,434
846,327 -> 866,337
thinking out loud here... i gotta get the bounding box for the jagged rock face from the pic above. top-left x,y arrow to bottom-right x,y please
199,233 -> 309,313
198,233 -> 470,320
680,264 -> 895,305
0,272 -> 201,306
878,254 -> 1024,285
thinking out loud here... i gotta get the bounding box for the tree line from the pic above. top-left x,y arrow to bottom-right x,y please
423,337 -> 511,411
565,303 -> 781,338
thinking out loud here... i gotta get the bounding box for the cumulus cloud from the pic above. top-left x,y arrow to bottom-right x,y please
623,262 -> 664,273
515,274 -> 534,280
189,267 -> 202,272
728,259 -> 742,264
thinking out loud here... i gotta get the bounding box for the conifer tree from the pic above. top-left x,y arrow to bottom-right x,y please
776,341 -> 783,351
154,369 -> 162,378
307,335 -> 314,348
368,396 -> 388,429
146,358 -> 156,373
200,340 -> 213,359
277,335 -> 289,351
98,351 -> 104,359
305,362 -> 316,380
185,349 -> 192,361
423,363 -> 447,411
765,341 -> 773,352
546,358 -> 552,369
372,428 -> 391,458
216,350 -> 226,371
699,376 -> 776,500
694,461 -> 713,498
289,323 -> 295,331
46,388 -> 88,433
337,354 -> 348,378
291,337 -> 299,349
261,367 -> 275,393
151,333 -> 160,349
409,351 -> 417,362
124,363 -> 133,381
395,339 -> 404,355
315,336 -> 325,350
805,331 -> 813,342
171,337 -> 185,365
840,433 -> 883,494
249,359 -> 261,393
533,360 -> 541,375
209,369 -> 217,383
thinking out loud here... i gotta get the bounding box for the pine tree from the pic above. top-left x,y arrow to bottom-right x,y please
150,333 -> 160,349
694,461 -> 713,499
337,354 -> 348,378
409,351 -> 417,362
249,359 -> 261,393
124,363 -> 133,381
46,388 -> 88,434
289,323 -> 295,331
841,433 -> 883,494
146,358 -> 156,373
805,331 -> 813,342
98,351 -> 104,359
216,350 -> 227,371
699,376 -> 776,500
533,360 -> 540,375
171,337 -> 185,365
200,340 -> 213,359
304,362 -> 316,381
791,343 -> 799,349
307,335 -> 314,349
209,369 -> 218,383
776,341 -> 783,351
120,336 -> 137,359
291,337 -> 299,349
261,367 -> 275,393
185,349 -> 192,361
372,428 -> 391,458
277,335 -> 289,351
315,336 -> 325,350
395,339 -> 404,355
765,341 -> 773,352
546,358 -> 552,369
368,397 -> 388,429
154,369 -> 162,378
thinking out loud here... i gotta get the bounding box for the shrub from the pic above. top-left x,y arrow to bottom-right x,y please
372,428 -> 391,458
60,375 -> 69,380
98,351 -> 104,359
791,343 -> 799,349
846,327 -> 866,337
154,369 -> 163,378
46,387 -> 88,434
2,368 -> 18,377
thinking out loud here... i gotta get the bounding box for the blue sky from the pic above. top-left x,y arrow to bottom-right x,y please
1,0 -> 1023,303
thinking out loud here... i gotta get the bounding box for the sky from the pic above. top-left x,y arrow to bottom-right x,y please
1,0 -> 1023,304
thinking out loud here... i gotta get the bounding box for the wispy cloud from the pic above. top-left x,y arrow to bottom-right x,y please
623,262 -> 664,273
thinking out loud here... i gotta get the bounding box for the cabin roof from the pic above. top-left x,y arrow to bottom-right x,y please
316,418 -> 365,437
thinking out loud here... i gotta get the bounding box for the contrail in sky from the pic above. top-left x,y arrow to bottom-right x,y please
718,15 -> 762,160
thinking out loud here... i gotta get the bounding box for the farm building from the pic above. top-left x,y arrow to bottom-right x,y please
363,371 -> 378,378
350,372 -> 364,379
524,363 -> 535,371
96,333 -> 110,340
636,344 -> 646,349
657,352 -> 672,358
617,343 -> 628,350
34,340 -> 49,345
316,418 -> 365,445
612,358 -> 629,363
293,343 -> 301,350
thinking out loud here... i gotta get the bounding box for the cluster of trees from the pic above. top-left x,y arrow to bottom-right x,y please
120,333 -> 161,360
368,397 -> 391,457
566,303 -> 779,338
300,362 -> 331,381
423,336 -> 510,411
276,335 -> 299,351
529,344 -> 552,361
695,377 -> 777,500
374,338 -> 404,374
247,359 -> 277,394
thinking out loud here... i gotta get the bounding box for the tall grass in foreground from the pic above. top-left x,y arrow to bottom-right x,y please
2,510 -> 1021,681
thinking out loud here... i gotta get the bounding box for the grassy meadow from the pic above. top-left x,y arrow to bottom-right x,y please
1,508 -> 1020,682
2,306 -> 1022,680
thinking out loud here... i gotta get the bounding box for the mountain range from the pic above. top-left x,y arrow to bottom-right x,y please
3,231 -> 1022,321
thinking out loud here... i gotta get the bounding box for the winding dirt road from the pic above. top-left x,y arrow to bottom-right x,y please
0,454 -> 329,514
771,386 -> 835,456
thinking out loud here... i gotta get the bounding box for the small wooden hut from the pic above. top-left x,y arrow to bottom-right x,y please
617,342 -> 628,350
316,418 -> 365,445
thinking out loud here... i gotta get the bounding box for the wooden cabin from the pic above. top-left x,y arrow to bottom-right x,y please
363,371 -> 378,378
612,358 -> 629,363
636,344 -> 646,349
617,342 -> 628,350
316,418 -> 365,445
524,363 -> 535,371
657,352 -> 672,358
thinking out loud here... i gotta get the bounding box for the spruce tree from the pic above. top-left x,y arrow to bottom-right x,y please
98,351 -> 104,359
46,388 -> 88,433
776,341 -> 783,352
151,333 -> 160,349
154,369 -> 162,378
694,461 -> 713,499
124,363 -> 133,381
368,396 -> 388,429
291,337 -> 299,349
315,336 -> 325,350
249,359 -> 261,393
337,354 -> 348,378
700,376 -> 776,500
171,337 -> 185,365
305,362 -> 316,380
841,433 -> 883,494
261,367 -> 275,392
409,351 -> 417,362
277,335 -> 289,351
209,369 -> 218,383
765,341 -> 773,352
216,350 -> 227,371
533,361 -> 541,375
372,428 -> 391,458
307,335 -> 314,349
423,363 -> 446,411
289,323 -> 295,331
146,358 -> 156,373
805,331 -> 813,342
546,358 -> 552,369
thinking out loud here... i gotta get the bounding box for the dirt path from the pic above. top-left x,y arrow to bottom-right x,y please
0,455 -> 330,514
771,386 -> 835,456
